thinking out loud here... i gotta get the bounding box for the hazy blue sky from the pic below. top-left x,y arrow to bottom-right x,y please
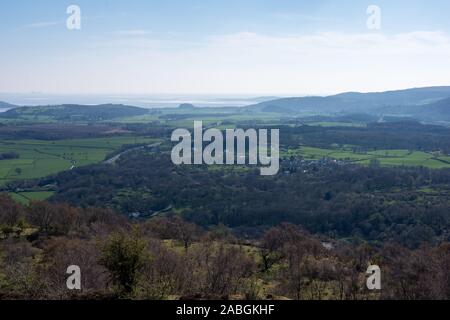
1,0 -> 450,95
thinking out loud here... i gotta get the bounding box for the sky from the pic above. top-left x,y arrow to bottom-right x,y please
1,0 -> 450,96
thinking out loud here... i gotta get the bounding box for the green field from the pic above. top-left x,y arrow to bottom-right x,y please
0,136 -> 159,186
284,146 -> 450,169
118,109 -> 283,126
307,121 -> 367,128
8,191 -> 55,204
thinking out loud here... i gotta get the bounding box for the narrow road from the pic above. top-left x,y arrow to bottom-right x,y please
104,142 -> 162,164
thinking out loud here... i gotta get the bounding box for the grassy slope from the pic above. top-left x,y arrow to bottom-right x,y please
0,136 -> 159,186
9,191 -> 55,205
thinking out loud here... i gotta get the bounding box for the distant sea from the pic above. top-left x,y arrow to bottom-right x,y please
0,94 -> 280,109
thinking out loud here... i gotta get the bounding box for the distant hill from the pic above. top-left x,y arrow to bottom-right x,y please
406,97 -> 450,121
246,86 -> 450,114
0,101 -> 17,108
0,104 -> 148,121
178,103 -> 196,110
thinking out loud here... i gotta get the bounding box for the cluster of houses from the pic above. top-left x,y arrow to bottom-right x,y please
280,156 -> 347,175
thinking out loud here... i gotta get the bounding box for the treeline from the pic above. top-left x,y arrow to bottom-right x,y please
1,194 -> 449,300
0,124 -> 130,140
0,122 -> 170,141
0,152 -> 19,160
42,152 -> 450,248
279,122 -> 450,153
0,104 -> 148,122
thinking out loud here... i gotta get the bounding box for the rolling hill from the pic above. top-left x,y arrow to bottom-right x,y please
246,86 -> 450,115
406,97 -> 450,121
0,101 -> 17,109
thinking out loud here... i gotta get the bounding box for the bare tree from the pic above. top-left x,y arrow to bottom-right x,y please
145,216 -> 202,251
187,241 -> 255,299
0,193 -> 24,228
37,237 -> 109,299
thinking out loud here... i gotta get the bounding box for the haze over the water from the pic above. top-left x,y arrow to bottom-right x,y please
1,0 -> 450,95
0,93 -> 277,108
